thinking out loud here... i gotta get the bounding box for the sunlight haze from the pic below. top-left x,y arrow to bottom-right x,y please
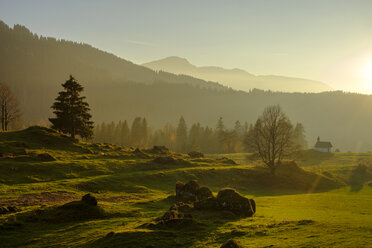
1,1 -> 372,247
1,0 -> 372,93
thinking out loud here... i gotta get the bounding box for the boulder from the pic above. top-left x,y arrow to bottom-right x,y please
176,180 -> 200,202
82,193 -> 98,206
153,156 -> 176,164
188,151 -> 204,158
221,239 -> 242,248
183,180 -> 200,195
157,210 -> 179,221
197,186 -> 214,201
175,182 -> 185,196
169,203 -> 193,212
194,197 -> 218,210
149,146 -> 169,154
216,188 -> 255,216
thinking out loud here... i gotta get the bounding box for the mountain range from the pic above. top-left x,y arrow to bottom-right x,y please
1,20 -> 372,152
143,56 -> 332,93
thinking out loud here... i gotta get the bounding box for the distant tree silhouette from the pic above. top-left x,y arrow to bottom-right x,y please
131,117 -> 143,147
176,116 -> 188,152
220,130 -> 237,153
0,83 -> 21,131
120,120 -> 130,146
189,123 -> 201,151
216,117 -> 225,151
49,75 -> 93,139
245,105 -> 293,174
292,123 -> 308,150
141,117 -> 149,147
92,116 -> 252,153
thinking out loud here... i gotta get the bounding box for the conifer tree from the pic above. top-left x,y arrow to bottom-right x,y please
49,75 -> 93,139
131,117 -> 143,147
141,118 -> 149,147
176,116 -> 188,152
189,123 -> 201,151
121,120 -> 130,146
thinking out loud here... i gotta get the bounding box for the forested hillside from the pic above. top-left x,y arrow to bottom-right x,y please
0,21 -> 226,122
1,21 -> 372,152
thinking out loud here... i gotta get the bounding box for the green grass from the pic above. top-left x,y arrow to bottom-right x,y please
0,127 -> 371,247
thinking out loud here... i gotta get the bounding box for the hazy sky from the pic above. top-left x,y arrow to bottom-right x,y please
1,0 -> 372,93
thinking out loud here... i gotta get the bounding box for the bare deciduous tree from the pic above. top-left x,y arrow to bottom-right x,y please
0,83 -> 21,131
245,105 -> 293,174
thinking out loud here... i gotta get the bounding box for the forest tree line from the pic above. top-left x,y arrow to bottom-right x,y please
4,20 -> 372,151
94,117 -> 307,154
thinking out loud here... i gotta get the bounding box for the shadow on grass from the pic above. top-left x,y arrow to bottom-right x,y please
350,183 -> 364,192
289,150 -> 335,166
87,199 -> 245,248
71,163 -> 345,198
349,164 -> 372,192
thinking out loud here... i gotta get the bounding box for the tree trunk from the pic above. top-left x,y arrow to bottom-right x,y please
269,161 -> 276,175
1,103 -> 4,131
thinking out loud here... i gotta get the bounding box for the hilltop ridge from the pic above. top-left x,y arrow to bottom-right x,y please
143,56 -> 332,93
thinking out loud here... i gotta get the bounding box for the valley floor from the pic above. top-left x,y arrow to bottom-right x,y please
0,127 -> 371,247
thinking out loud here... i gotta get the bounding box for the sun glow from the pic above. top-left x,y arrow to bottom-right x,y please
363,59 -> 372,80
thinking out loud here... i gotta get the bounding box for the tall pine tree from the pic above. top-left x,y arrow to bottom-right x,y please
49,75 -> 94,139
176,116 -> 188,152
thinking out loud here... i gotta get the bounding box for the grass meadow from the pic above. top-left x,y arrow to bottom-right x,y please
0,127 -> 371,247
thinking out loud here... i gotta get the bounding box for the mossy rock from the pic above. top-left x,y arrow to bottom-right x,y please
19,195 -> 104,223
216,188 -> 255,217
221,239 -> 242,248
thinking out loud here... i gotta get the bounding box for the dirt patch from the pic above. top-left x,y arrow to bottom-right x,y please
0,191 -> 79,206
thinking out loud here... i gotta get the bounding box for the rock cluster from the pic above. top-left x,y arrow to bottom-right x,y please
176,180 -> 255,217
175,180 -> 213,202
152,181 -> 255,229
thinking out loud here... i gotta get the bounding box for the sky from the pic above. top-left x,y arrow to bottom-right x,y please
1,0 -> 372,93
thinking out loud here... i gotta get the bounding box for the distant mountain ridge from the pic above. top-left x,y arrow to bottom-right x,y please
3,21 -> 372,152
143,56 -> 333,93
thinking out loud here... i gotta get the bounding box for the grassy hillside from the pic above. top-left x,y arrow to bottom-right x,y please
207,150 -> 372,184
0,127 -> 371,247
